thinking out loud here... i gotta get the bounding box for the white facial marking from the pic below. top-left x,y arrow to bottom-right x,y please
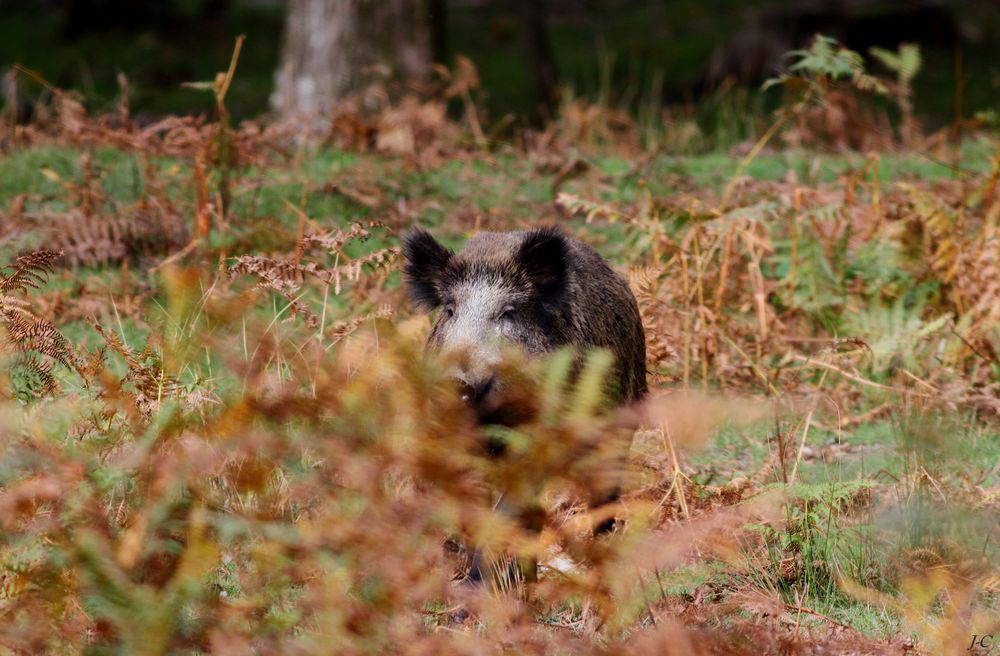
439,279 -> 512,380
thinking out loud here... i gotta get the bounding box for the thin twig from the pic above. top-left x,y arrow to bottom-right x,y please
791,354 -> 935,399
783,603 -> 852,630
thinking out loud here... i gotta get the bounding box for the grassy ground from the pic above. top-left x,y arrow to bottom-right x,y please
0,83 -> 998,653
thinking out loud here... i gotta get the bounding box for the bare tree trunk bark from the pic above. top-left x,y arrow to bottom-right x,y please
272,0 -> 432,127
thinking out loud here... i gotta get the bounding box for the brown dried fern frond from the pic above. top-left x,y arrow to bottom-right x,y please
0,250 -> 77,399
24,205 -> 188,268
0,295 -> 32,319
329,247 -> 400,295
74,344 -> 108,385
10,355 -> 61,398
299,220 -> 387,256
3,152 -> 186,269
228,255 -> 313,294
898,183 -> 964,283
227,255 -> 319,327
0,250 -> 62,296
22,88 -> 288,166
629,266 -> 680,373
897,183 -> 1000,373
92,322 -> 152,374
2,311 -> 75,370
92,322 -> 178,416
228,247 -> 400,327
326,305 -> 393,344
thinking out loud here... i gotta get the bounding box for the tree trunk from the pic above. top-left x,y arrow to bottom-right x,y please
272,0 -> 433,126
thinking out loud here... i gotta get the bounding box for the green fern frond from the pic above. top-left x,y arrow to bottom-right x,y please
870,44 -> 922,84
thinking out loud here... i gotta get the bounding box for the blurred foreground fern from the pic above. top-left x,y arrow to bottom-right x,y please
0,259 -> 775,653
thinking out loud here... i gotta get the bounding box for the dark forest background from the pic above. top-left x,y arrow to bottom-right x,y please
0,0 -> 996,128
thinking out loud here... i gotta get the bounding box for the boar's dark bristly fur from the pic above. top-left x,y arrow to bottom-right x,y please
402,228 -> 454,311
403,226 -> 647,410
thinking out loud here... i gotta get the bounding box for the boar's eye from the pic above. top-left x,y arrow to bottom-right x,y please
497,305 -> 515,321
443,304 -> 455,319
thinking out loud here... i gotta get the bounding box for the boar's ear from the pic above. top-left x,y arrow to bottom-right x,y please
403,228 -> 453,310
518,227 -> 568,305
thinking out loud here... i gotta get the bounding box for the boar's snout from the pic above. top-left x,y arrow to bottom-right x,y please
456,372 -> 531,429
456,376 -> 495,406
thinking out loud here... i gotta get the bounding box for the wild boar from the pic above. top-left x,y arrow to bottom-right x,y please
403,225 -> 647,583
402,225 -> 647,421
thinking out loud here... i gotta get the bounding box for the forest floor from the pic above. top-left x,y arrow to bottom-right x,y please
0,92 -> 998,655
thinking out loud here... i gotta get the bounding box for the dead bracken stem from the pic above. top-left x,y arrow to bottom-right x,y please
693,231 -> 709,393
788,369 -> 828,484
719,113 -> 788,212
214,35 -> 245,222
789,188 -> 802,298
985,144 -> 1000,214
865,151 -> 882,239
680,249 -> 692,391
657,420 -> 690,519
713,223 -> 735,323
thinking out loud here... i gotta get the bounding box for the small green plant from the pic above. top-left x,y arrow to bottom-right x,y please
869,44 -> 922,146
743,482 -> 875,609
765,35 -> 887,101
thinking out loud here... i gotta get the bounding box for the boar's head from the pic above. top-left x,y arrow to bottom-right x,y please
403,227 -> 571,424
